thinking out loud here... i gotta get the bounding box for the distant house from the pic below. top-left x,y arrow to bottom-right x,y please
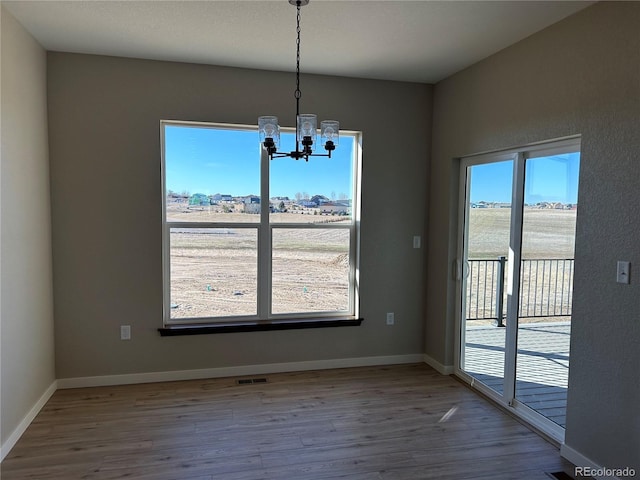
270,197 -> 291,212
535,201 -> 566,209
320,202 -> 350,215
211,193 -> 233,204
167,192 -> 188,203
237,195 -> 260,214
188,193 -> 210,206
310,194 -> 330,206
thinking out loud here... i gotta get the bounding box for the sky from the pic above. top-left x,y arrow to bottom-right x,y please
164,124 -> 578,204
164,124 -> 354,200
469,152 -> 580,204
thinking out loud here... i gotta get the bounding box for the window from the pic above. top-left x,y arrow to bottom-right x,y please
161,121 -> 361,326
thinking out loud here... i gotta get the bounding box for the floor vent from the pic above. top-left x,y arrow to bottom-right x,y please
546,472 -> 578,480
237,378 -> 268,385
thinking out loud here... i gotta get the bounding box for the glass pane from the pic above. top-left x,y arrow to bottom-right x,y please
462,160 -> 513,395
272,228 -> 350,314
169,228 -> 257,319
516,151 -> 579,427
270,133 -> 355,224
164,125 -> 261,223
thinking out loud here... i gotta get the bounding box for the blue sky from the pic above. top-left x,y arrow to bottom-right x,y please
469,152 -> 580,204
164,124 -> 578,204
164,125 -> 354,200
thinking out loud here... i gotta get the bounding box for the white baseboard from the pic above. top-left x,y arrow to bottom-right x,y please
57,354 -> 425,389
422,353 -> 454,375
1,380 -> 58,462
561,443 -> 622,480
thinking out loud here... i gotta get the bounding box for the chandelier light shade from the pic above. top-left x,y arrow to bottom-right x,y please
321,120 -> 339,149
258,0 -> 339,161
258,116 -> 280,150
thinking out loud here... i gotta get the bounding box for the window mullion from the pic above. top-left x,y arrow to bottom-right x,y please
258,148 -> 272,318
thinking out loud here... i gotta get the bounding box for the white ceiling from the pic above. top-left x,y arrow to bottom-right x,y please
3,0 -> 593,84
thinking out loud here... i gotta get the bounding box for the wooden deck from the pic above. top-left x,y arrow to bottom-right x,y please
463,321 -> 571,427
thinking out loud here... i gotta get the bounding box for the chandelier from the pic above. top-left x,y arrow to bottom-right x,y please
258,0 -> 339,162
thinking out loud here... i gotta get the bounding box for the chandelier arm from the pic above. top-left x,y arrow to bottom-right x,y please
269,150 -> 330,161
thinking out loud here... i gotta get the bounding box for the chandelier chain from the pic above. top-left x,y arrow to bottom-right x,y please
258,0 -> 338,161
294,2 -> 302,147
295,3 -> 301,101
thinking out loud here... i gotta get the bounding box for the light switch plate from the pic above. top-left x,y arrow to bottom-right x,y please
617,261 -> 630,284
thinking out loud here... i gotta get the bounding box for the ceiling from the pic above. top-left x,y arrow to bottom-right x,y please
3,0 -> 593,84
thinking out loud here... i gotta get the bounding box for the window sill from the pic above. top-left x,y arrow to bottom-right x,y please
158,317 -> 363,336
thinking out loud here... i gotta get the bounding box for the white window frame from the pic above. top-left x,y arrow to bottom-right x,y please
161,120 -> 362,326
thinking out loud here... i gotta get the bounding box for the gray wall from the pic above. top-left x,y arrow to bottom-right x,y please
427,1 -> 639,470
46,53 -> 431,379
0,7 -> 56,448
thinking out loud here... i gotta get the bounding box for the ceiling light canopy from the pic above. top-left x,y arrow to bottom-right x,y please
258,0 -> 339,162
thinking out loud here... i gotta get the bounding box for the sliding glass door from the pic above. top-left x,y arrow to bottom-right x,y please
459,157 -> 513,396
457,139 -> 580,439
515,151 -> 579,427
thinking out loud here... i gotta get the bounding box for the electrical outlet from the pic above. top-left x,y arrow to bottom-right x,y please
120,325 -> 131,340
386,312 -> 395,325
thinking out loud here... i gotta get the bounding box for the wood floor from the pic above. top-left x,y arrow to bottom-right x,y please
1,364 -> 575,480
